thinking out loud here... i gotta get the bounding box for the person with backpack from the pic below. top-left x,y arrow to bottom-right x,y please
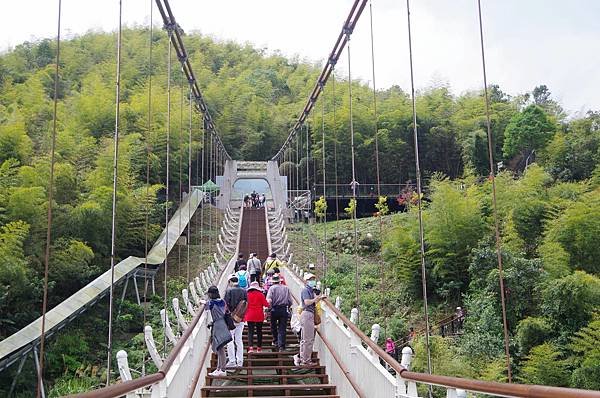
264,253 -> 282,274
247,253 -> 262,283
236,264 -> 250,289
224,274 -> 247,368
244,282 -> 270,353
206,285 -> 232,377
294,273 -> 326,367
266,274 -> 292,351
234,253 -> 246,273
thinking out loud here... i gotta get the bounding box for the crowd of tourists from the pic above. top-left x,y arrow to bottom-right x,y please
205,252 -> 326,376
243,190 -> 266,208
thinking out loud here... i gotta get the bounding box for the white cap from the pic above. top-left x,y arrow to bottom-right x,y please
303,272 -> 316,281
308,263 -> 315,269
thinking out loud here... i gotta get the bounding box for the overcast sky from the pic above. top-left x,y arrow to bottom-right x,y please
2,0 -> 599,115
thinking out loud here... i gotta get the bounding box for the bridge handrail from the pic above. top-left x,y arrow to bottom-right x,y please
286,267 -> 600,398
70,208 -> 241,398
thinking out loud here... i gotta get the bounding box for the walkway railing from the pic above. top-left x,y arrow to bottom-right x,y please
268,195 -> 599,398
70,207 -> 242,398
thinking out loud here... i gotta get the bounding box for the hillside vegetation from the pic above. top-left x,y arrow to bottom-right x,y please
1,28 -> 599,394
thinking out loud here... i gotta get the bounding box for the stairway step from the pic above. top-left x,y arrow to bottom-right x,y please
211,358 -> 318,367
206,373 -> 329,384
201,383 -> 337,397
207,365 -> 325,374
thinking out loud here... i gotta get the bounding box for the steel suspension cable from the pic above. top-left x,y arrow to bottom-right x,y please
369,0 -> 386,326
369,0 -> 382,218
106,0 -> 123,385
163,28 -> 173,357
142,0 -> 154,376
332,73 -> 341,271
347,38 -> 361,321
178,78 -> 184,279
477,0 -> 512,382
305,122 -> 311,259
208,134 -> 213,254
199,117 -> 205,269
36,1 -> 61,396
187,85 -> 192,283
406,0 -> 433,385
320,87 -> 328,278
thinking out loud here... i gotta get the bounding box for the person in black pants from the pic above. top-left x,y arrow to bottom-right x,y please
266,274 -> 292,351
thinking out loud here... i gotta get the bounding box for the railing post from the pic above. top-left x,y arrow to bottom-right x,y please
144,325 -> 163,368
116,350 -> 133,382
160,309 -> 178,345
368,324 -> 381,364
350,308 -> 359,324
400,346 -> 418,397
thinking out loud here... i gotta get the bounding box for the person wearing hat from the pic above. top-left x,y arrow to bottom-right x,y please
264,252 -> 282,274
244,282 -> 270,353
294,272 -> 326,367
266,274 -> 292,351
224,274 -> 247,368
263,268 -> 276,292
247,252 -> 262,284
206,286 -> 232,377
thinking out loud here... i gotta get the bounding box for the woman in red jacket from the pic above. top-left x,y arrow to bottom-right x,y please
244,281 -> 270,352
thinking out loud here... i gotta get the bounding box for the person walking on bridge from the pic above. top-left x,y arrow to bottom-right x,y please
247,252 -> 262,283
206,286 -> 232,377
266,274 -> 292,351
245,282 -> 270,353
224,274 -> 247,369
294,273 -> 326,367
264,253 -> 282,273
234,253 -> 246,272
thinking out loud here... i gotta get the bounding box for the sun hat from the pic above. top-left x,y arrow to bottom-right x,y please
271,274 -> 280,283
303,272 -> 316,281
248,281 -> 261,291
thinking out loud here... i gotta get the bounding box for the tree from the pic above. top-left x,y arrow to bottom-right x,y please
570,317 -> 600,389
540,271 -> 600,339
519,343 -> 569,386
426,178 -> 485,297
516,317 -> 553,355
503,105 -> 555,163
543,188 -> 600,274
314,195 -> 327,221
0,121 -> 33,164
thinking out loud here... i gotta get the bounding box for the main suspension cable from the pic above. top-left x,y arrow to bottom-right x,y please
106,0 -> 123,385
37,1 -> 61,396
406,0 -> 433,384
477,0 -> 512,382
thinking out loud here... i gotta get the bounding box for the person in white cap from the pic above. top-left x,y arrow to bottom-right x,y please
294,272 -> 326,367
224,274 -> 247,369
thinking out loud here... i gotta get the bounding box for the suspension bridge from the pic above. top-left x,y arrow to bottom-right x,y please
1,0 -> 599,397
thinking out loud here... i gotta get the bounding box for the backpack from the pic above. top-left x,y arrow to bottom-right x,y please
231,299 -> 248,323
236,270 -> 248,288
